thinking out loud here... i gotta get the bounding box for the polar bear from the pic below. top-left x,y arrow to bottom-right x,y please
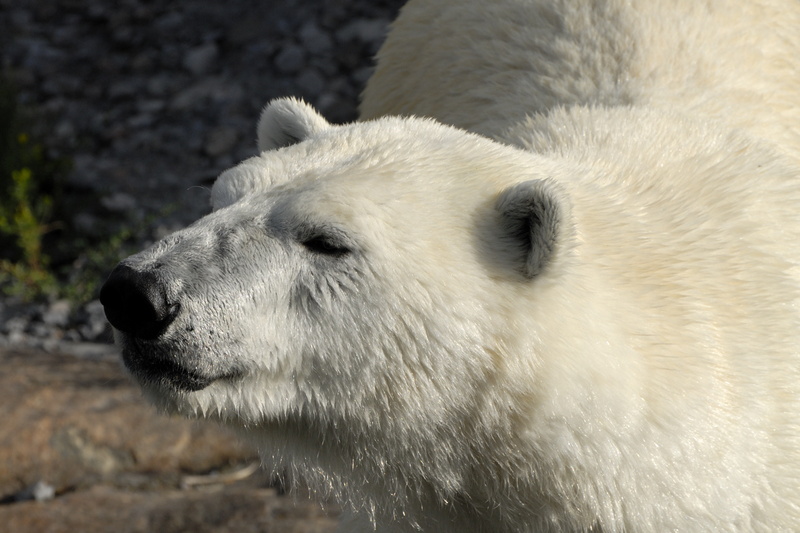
100,0 -> 800,531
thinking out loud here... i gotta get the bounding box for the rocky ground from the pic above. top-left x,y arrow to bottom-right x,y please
0,0 -> 406,350
0,347 -> 339,532
0,0 -> 406,530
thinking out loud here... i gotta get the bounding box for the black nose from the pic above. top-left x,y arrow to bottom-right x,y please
100,264 -> 178,340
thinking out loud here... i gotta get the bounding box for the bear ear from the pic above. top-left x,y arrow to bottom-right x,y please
257,97 -> 331,152
495,180 -> 569,279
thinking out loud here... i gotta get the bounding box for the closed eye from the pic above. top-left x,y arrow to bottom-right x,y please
301,234 -> 351,257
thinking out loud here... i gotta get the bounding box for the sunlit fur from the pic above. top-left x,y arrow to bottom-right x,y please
115,0 -> 800,531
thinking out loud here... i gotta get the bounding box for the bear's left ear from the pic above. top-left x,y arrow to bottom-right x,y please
495,179 -> 570,279
257,97 -> 331,152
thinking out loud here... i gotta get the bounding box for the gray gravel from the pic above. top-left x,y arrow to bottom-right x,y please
0,0 -> 406,351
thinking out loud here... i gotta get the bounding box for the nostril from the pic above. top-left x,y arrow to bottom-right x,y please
100,263 -> 178,340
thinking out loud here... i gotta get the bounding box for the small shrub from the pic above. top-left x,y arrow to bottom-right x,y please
0,166 -> 58,298
0,76 -> 139,303
0,79 -> 67,300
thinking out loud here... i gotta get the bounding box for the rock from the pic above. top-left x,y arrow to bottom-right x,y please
146,74 -> 177,97
183,42 -> 219,76
41,299 -> 71,328
274,43 -> 307,74
297,69 -> 327,98
9,9 -> 33,29
127,113 -> 157,129
28,321 -> 55,339
170,78 -> 244,111
0,347 -> 339,532
33,481 -> 56,502
136,99 -> 167,114
155,11 -> 184,32
204,126 -> 239,157
76,300 -> 109,342
335,18 -> 391,47
3,316 -> 28,335
13,480 -> 56,503
336,39 -> 366,71
72,212 -> 102,236
107,79 -> 142,101
0,347 -> 258,498
5,330 -> 28,346
54,118 -> 76,140
299,22 -> 334,56
0,485 -> 338,533
100,192 -> 138,212
131,50 -> 157,72
52,25 -> 80,46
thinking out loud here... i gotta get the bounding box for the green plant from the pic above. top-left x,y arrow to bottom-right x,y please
0,75 -> 139,303
0,76 -> 67,301
0,165 -> 58,298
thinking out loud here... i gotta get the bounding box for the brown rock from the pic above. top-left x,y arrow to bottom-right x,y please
0,346 -> 340,532
0,484 -> 338,533
0,347 -> 256,496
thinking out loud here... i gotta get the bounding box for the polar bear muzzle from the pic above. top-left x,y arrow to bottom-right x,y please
100,261 -> 219,392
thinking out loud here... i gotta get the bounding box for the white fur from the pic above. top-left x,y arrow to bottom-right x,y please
115,1 -> 800,531
257,96 -> 331,152
362,0 -> 800,165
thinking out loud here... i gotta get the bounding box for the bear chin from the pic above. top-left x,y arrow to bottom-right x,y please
118,335 -> 242,393
123,350 -> 213,392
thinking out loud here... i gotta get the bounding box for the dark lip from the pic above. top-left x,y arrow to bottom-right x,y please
122,346 -> 214,392
118,333 -> 245,393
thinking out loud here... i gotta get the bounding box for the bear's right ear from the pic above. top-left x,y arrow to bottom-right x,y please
495,179 -> 570,279
257,97 -> 331,152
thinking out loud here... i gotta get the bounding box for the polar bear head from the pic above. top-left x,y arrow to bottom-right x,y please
100,98 -> 573,489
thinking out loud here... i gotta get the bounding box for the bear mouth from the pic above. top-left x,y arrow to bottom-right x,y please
122,347 -> 211,391
120,340 -> 242,392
